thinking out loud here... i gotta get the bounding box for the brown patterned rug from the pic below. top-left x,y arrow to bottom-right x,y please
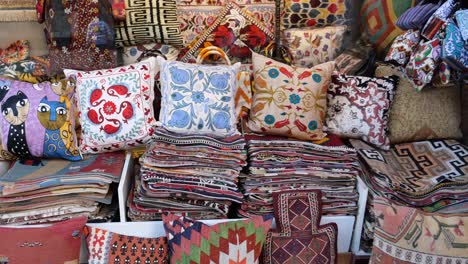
0,0 -> 36,22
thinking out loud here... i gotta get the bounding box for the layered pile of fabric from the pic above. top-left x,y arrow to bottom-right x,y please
350,139 -> 468,252
0,152 -> 125,225
128,128 -> 246,221
238,134 -> 361,217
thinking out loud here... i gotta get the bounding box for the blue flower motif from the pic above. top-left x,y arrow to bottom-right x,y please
312,74 -> 322,83
197,70 -> 204,80
213,112 -> 230,129
289,94 -> 301,104
129,47 -> 137,56
171,92 -> 184,101
268,68 -> 279,78
169,66 -> 190,84
168,110 -> 190,128
264,114 -> 275,125
210,73 -> 230,90
308,120 -> 317,130
191,91 -> 205,103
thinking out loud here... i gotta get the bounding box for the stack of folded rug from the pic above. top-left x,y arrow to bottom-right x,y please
128,128 -> 246,221
0,152 -> 125,225
351,139 -> 468,253
239,134 -> 361,217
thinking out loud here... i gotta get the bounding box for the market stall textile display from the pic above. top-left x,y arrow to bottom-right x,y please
128,128 -> 246,221
239,133 -> 360,217
0,151 -> 125,225
352,139 -> 468,253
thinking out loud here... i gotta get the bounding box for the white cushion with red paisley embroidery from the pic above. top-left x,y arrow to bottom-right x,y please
64,58 -> 157,154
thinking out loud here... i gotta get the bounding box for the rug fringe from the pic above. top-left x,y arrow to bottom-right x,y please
0,10 -> 36,22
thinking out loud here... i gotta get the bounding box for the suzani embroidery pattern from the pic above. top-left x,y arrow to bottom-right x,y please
326,74 -> 398,150
65,58 -> 157,154
247,52 -> 335,141
158,57 -> 239,136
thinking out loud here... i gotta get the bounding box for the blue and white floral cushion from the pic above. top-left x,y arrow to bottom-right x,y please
158,57 -> 240,136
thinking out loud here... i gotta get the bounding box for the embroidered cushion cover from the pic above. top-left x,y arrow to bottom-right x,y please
0,216 -> 87,264
162,213 -> 273,264
375,64 -> 462,144
325,74 -> 398,150
0,40 -> 29,65
361,0 -> 416,53
177,3 -> 275,47
0,77 -> 80,160
263,190 -> 338,264
180,1 -> 275,64
114,0 -> 183,47
158,57 -> 240,136
370,197 -> 468,264
384,29 -> 420,66
284,26 -> 347,68
247,52 -> 335,141
405,37 -> 441,91
64,58 -> 157,154
86,226 -> 169,264
282,0 -> 350,29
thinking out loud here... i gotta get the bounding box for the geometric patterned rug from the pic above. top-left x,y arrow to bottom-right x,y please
0,0 -> 36,21
263,190 -> 338,264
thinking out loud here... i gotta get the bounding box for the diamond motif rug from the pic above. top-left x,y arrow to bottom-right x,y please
262,190 -> 338,264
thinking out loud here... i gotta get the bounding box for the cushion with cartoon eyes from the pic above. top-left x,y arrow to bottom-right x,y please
0,77 -> 81,161
64,57 -> 158,154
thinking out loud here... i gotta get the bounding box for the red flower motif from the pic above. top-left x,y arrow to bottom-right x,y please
240,25 -> 269,48
229,45 -> 251,59
103,101 -> 116,115
210,25 -> 236,48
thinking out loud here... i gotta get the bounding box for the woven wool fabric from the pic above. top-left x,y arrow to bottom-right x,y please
405,37 -> 442,91
64,58 -> 158,154
0,56 -> 50,84
0,216 -> 87,263
86,226 -> 169,264
0,40 -> 29,65
178,3 -> 275,47
158,57 -> 240,136
395,2 -> 440,30
442,19 -> 468,71
384,29 -> 420,66
263,190 -> 338,264
375,64 -> 462,144
44,0 -> 117,74
282,0 -> 350,29
247,52 -> 335,141
361,0 -> 415,53
351,139 -> 468,200
284,26 -> 347,68
114,0 -> 183,47
163,213 -> 272,264
325,74 -> 398,150
180,1 -> 275,64
370,197 -> 468,264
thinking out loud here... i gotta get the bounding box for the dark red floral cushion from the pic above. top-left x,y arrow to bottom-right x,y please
179,0 -> 274,64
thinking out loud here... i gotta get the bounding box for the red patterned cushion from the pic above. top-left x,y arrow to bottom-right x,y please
0,216 -> 87,264
162,213 -> 273,264
180,0 -> 274,64
86,226 -> 169,264
262,190 -> 338,264
325,74 -> 398,150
